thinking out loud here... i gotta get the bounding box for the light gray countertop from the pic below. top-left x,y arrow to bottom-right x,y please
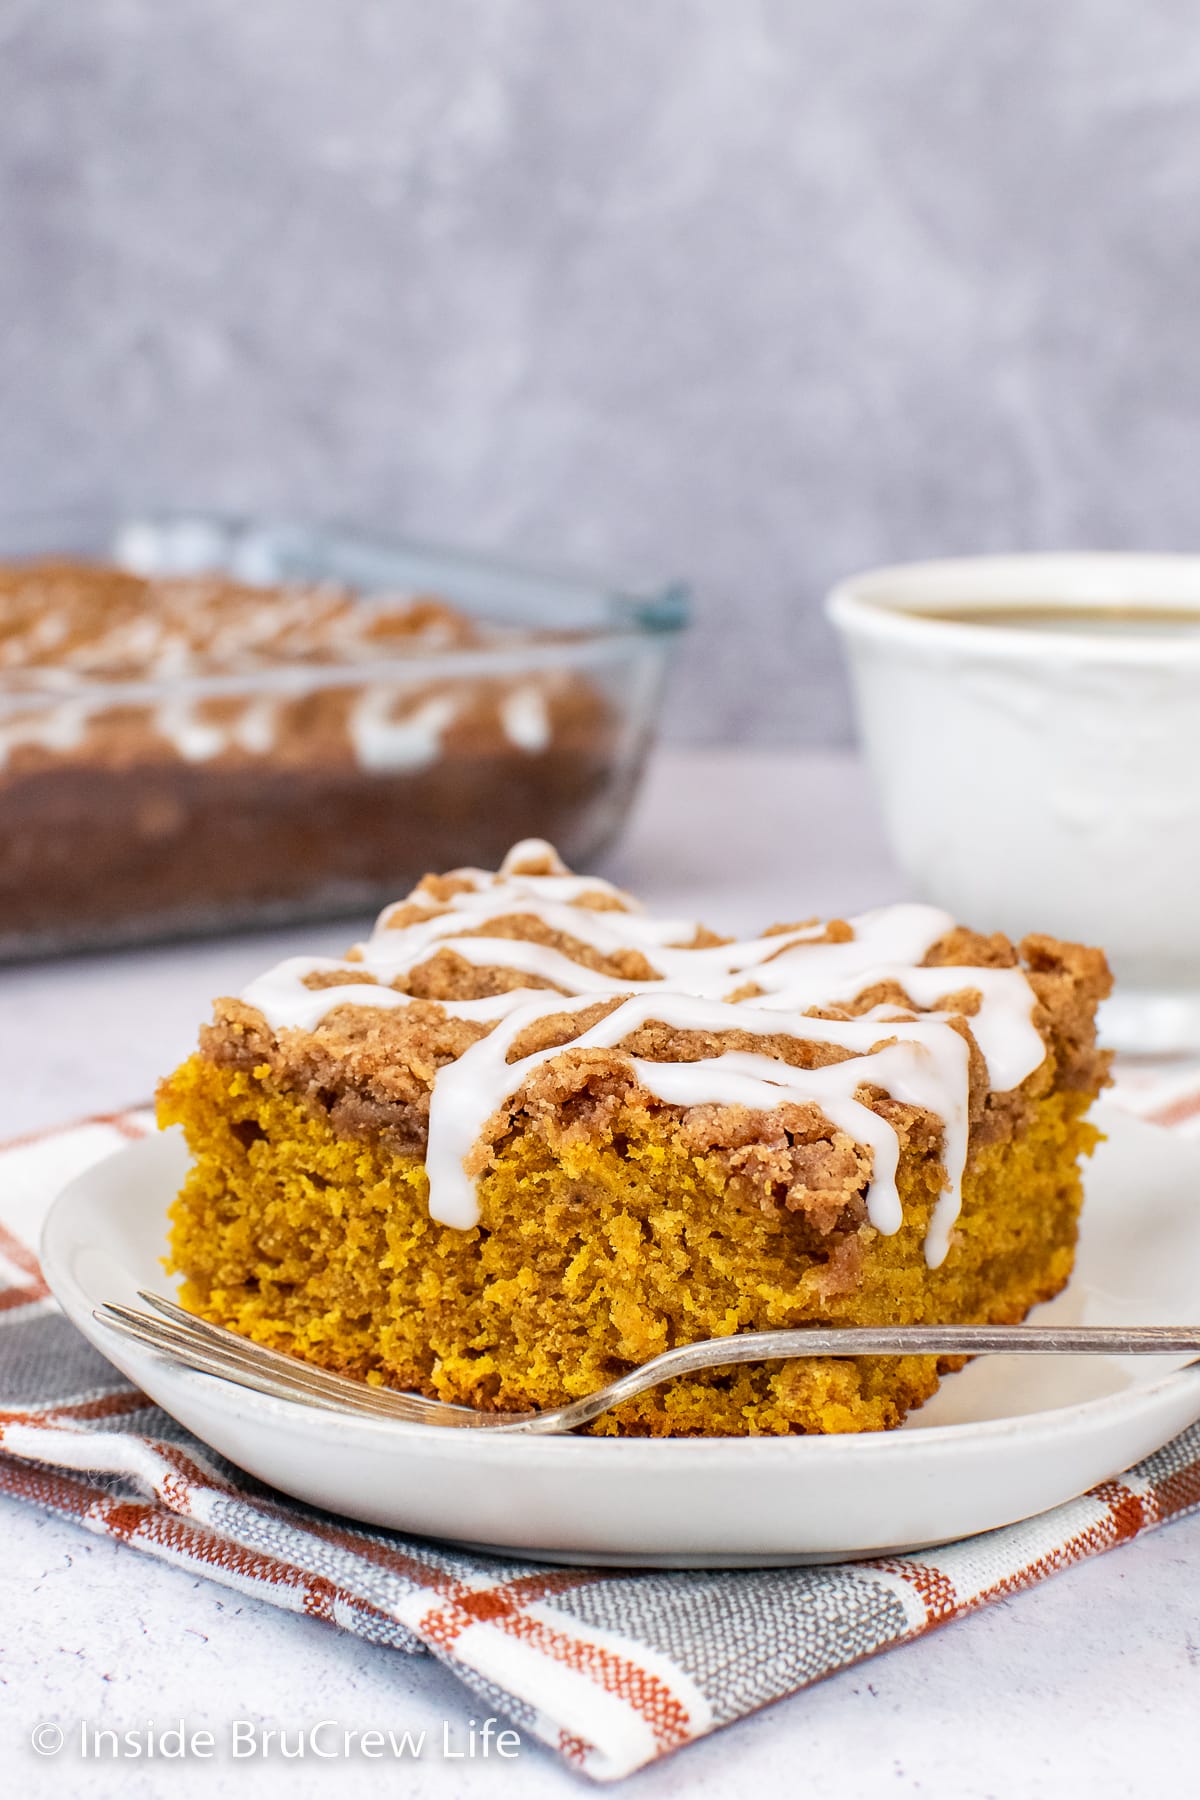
4,748 -> 1198,1798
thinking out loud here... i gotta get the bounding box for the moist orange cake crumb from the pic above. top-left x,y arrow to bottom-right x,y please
160,841 -> 1111,1436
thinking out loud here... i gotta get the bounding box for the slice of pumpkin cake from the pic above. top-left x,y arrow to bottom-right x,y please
160,840 -> 1111,1435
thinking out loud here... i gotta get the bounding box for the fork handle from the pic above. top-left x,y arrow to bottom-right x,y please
525,1325 -> 1200,1435
651,1325 -> 1200,1357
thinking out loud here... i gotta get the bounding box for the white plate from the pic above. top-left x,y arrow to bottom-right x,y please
40,1104 -> 1200,1567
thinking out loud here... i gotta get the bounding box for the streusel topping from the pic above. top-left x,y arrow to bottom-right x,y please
204,841 -> 1111,1267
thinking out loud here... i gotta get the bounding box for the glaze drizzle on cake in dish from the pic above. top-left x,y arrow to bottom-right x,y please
161,841 -> 1112,1436
0,560 -> 625,953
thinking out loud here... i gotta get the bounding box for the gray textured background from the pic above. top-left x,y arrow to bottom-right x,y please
2,0 -> 1198,743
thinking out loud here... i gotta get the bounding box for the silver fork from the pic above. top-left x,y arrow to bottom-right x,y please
93,1294 -> 1200,1434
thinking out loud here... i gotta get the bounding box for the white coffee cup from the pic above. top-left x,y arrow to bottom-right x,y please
827,554 -> 1200,1052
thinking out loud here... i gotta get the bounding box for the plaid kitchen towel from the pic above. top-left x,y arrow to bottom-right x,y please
1,1069 -> 1199,1783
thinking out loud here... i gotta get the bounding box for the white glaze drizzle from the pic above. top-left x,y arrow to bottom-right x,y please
0,699 -> 90,769
154,698 -> 226,763
238,839 -> 1047,1268
499,684 -> 551,753
229,695 -> 281,756
240,957 -> 533,1035
348,690 -> 461,772
0,676 -> 560,769
423,990 -> 971,1262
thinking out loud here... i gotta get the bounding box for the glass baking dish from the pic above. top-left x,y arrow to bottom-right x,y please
0,513 -> 688,957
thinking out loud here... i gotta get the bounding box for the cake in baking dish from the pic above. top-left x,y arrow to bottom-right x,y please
160,841 -> 1112,1436
0,560 -> 618,953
